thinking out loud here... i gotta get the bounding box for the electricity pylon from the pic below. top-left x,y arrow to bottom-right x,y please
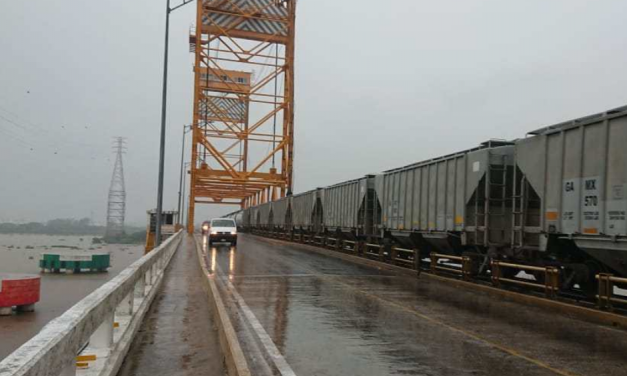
106,137 -> 127,238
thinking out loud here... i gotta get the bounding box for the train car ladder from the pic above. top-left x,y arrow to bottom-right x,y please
511,169 -> 528,248
477,152 -> 509,246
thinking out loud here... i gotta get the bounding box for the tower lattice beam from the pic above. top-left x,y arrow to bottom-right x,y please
187,0 -> 297,233
106,137 -> 127,238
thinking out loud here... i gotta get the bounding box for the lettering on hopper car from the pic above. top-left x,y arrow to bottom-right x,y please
562,211 -> 575,221
585,179 -> 597,190
562,178 -> 581,233
612,185 -> 625,200
582,177 -> 601,231
583,211 -> 599,221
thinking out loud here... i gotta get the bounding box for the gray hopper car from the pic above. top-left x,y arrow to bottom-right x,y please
230,104 -> 627,296
323,177 -> 376,237
516,106 -> 627,279
377,140 -> 515,253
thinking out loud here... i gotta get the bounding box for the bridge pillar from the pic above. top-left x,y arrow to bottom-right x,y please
150,264 -> 157,284
116,291 -> 134,316
145,267 -> 152,288
90,312 -> 114,349
134,277 -> 146,299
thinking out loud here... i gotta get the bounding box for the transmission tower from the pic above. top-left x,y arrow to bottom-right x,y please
106,137 -> 127,238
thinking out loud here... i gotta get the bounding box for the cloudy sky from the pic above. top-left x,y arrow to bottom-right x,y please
1,0 -> 627,226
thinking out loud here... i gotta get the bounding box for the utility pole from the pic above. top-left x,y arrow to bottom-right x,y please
155,0 -> 194,246
177,125 -> 191,224
106,137 -> 127,238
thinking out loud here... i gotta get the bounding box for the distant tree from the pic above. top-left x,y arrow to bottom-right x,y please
0,218 -> 105,235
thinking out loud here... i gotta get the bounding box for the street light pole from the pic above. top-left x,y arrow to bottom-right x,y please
181,161 -> 191,227
155,0 -> 194,247
177,125 -> 191,223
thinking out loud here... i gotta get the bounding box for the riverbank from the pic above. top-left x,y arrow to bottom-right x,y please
0,234 -> 143,360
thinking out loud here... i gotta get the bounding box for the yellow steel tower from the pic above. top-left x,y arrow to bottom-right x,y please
187,0 -> 297,233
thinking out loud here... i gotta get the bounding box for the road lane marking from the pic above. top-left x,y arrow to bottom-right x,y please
340,282 -> 581,376
232,273 -> 391,279
213,259 -> 297,376
259,238 -> 580,376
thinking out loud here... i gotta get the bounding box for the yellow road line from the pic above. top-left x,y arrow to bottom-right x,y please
346,284 -> 580,376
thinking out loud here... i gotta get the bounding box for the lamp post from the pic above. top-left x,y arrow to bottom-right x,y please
177,125 -> 192,224
155,0 -> 194,246
180,161 -> 192,227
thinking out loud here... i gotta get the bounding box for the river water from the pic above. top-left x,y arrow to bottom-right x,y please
0,234 -> 143,360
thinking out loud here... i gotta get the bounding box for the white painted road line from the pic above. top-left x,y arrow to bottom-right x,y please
213,262 -> 297,376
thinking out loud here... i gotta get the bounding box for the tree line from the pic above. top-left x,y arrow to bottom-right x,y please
0,218 -> 105,235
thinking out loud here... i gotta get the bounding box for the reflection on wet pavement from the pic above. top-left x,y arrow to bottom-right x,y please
206,234 -> 627,376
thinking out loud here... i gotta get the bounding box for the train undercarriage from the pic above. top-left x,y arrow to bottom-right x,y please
246,224 -> 625,299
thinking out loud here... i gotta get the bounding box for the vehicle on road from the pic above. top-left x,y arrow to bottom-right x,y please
207,218 -> 238,246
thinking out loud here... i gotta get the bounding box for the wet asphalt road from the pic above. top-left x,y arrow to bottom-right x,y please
205,233 -> 627,376
117,237 -> 225,376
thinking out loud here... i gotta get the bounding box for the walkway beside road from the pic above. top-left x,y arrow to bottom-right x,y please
117,236 -> 225,376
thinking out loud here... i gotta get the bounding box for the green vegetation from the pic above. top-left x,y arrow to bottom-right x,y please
0,218 -> 103,235
0,218 -> 144,236
102,231 -> 146,245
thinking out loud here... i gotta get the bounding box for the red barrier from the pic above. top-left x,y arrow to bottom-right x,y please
0,274 -> 41,312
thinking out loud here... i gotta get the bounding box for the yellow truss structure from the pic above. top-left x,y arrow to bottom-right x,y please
187,0 -> 297,233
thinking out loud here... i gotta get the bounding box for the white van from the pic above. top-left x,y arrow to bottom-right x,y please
208,218 -> 238,246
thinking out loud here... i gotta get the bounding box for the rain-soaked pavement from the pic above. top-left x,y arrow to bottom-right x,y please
203,233 -> 627,376
117,236 -> 225,376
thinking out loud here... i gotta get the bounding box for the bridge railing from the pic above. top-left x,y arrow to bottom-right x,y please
0,231 -> 183,376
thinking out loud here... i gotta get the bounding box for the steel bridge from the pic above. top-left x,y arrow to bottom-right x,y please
2,1 -> 627,375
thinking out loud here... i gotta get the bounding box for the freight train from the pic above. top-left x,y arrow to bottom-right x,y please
226,105 -> 627,295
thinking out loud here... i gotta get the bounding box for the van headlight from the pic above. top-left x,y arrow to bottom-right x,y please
231,231 -> 237,235
210,231 -> 218,235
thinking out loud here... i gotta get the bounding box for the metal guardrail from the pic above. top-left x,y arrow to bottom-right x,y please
430,253 -> 473,281
342,240 -> 358,253
0,231 -> 183,376
391,247 -> 416,267
364,243 -> 383,259
491,260 -> 559,298
597,273 -> 627,311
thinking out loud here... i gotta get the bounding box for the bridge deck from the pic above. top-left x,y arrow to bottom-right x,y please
204,234 -> 627,376
117,236 -> 225,376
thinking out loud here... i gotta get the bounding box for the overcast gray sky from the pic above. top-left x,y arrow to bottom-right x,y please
1,0 -> 627,226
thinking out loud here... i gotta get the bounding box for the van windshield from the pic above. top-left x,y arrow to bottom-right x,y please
211,219 -> 235,227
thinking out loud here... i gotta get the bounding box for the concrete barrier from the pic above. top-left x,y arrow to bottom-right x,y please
0,231 -> 183,376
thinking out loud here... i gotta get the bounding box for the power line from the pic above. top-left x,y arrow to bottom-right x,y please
0,103 -> 102,149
